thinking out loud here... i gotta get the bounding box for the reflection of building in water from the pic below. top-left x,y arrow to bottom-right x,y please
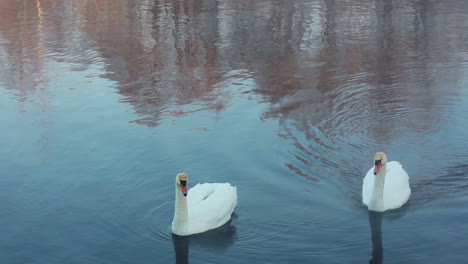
1,0 -> 465,130
0,0 -> 55,161
0,0 -> 44,95
81,0 -> 225,126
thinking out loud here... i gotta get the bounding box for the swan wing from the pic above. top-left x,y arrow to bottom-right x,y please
188,183 -> 237,234
383,161 -> 411,210
188,183 -> 217,206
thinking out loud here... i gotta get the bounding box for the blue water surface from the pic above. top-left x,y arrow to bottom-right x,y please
1,1 -> 468,263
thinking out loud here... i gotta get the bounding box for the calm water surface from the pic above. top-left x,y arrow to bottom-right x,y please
1,1 -> 468,263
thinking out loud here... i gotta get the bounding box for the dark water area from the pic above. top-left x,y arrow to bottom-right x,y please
1,0 -> 468,263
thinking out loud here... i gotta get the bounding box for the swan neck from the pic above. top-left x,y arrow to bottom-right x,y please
369,165 -> 386,212
172,185 -> 189,235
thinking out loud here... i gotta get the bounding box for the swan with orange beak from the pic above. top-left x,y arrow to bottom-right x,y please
172,173 -> 237,236
362,152 -> 411,212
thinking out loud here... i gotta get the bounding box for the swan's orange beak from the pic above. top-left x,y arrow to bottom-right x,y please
373,160 -> 382,175
180,180 -> 187,196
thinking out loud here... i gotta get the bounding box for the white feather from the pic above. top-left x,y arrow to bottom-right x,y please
362,161 -> 411,211
172,174 -> 237,236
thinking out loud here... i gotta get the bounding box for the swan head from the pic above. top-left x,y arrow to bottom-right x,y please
176,173 -> 188,197
373,152 -> 387,175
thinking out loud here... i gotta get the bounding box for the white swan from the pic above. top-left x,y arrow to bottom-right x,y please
362,152 -> 411,212
172,173 -> 237,236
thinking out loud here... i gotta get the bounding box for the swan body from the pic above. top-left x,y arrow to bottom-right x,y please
172,173 -> 237,236
362,152 -> 411,212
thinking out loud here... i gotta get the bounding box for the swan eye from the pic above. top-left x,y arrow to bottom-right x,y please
180,180 -> 187,186
374,160 -> 382,166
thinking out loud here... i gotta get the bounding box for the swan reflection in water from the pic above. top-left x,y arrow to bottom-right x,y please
368,211 -> 384,264
172,217 -> 237,264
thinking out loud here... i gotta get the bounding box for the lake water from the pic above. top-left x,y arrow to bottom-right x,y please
1,0 -> 468,263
